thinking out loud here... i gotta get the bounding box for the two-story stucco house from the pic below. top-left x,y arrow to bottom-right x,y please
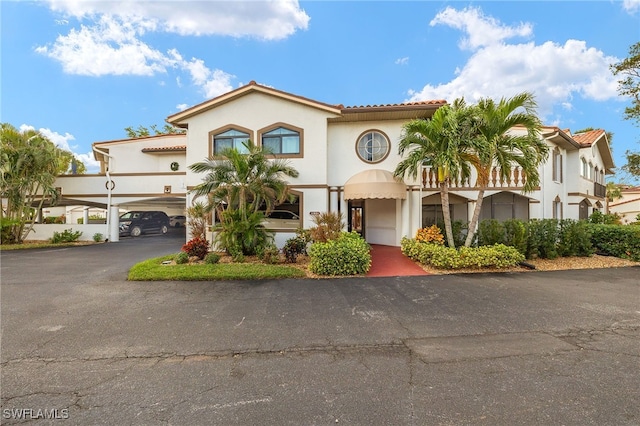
36,81 -> 615,245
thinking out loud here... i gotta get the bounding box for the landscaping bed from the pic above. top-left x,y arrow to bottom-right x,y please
415,253 -> 639,275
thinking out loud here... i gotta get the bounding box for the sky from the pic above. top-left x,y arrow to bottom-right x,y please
2,0 -> 639,181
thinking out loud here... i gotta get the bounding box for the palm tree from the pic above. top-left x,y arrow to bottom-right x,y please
394,100 -> 479,248
464,93 -> 548,247
1,123 -> 61,243
190,140 -> 299,219
189,140 -> 299,254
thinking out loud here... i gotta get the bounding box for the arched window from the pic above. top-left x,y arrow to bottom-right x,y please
209,125 -> 253,156
553,196 -> 562,219
258,123 -> 303,157
552,147 -> 562,183
581,157 -> 588,177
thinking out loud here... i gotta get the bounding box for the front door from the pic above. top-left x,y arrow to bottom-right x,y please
348,200 -> 364,237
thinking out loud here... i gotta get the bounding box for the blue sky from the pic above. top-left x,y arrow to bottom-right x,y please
2,0 -> 639,180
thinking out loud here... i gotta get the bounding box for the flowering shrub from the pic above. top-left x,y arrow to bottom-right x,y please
415,225 -> 445,245
308,232 -> 371,275
182,237 -> 210,260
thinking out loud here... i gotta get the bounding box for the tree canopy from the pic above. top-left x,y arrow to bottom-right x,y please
189,140 -> 300,255
125,124 -> 186,138
395,99 -> 479,248
611,42 -> 640,180
1,123 -> 72,243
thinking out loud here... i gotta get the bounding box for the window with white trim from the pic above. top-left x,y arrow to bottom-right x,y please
581,157 -> 588,177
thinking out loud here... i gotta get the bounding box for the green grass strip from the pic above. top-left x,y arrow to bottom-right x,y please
128,255 -> 306,281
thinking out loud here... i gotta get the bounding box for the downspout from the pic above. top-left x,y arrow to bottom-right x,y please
92,147 -> 114,241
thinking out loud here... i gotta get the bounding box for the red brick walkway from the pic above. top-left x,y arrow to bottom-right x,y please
367,244 -> 430,277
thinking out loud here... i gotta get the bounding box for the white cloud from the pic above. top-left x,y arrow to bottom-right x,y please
36,3 -> 261,98
19,124 -> 75,151
182,58 -> 235,98
19,124 -> 100,172
430,6 -> 532,50
176,103 -> 189,111
410,8 -> 619,121
35,15 -> 173,76
395,57 -> 409,65
623,0 -> 640,14
45,0 -> 310,40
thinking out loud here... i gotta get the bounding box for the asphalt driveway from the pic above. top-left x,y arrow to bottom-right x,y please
1,237 -> 639,425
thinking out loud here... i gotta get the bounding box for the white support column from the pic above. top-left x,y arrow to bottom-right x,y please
109,206 -> 120,242
330,187 -> 339,214
83,207 -> 89,225
339,188 -> 348,230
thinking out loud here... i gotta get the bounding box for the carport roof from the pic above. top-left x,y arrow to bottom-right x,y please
31,197 -> 108,210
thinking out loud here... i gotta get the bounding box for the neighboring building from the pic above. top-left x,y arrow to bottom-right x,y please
39,81 -> 615,246
609,186 -> 640,224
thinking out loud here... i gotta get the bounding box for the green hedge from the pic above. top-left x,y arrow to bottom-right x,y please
308,232 -> 371,276
588,224 -> 640,261
401,237 -> 524,270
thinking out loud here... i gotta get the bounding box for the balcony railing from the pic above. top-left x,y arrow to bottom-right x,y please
421,166 -> 528,190
594,182 -> 606,198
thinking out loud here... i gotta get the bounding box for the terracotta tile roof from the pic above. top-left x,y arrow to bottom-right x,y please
342,100 -> 447,110
572,129 -> 605,147
141,145 -> 187,153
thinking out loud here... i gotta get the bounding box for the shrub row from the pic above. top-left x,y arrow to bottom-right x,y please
401,237 -> 524,270
589,224 -> 640,261
308,232 -> 371,276
475,219 -> 596,259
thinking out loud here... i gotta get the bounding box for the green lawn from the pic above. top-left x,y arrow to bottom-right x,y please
0,241 -> 98,250
128,255 -> 307,281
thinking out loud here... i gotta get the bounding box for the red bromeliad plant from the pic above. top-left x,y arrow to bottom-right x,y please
182,237 -> 210,260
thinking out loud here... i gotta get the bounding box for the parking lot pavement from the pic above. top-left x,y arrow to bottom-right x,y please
1,243 -> 639,425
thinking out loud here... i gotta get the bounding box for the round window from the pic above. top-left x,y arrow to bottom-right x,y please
356,130 -> 390,163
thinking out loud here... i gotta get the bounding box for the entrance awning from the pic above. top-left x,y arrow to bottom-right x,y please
343,169 -> 407,200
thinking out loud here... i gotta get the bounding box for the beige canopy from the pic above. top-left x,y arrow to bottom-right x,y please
343,169 -> 407,200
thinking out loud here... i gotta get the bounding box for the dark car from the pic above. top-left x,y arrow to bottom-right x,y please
119,211 -> 170,237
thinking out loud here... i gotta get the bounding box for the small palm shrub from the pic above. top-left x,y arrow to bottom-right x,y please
93,233 -> 103,242
215,210 -> 273,256
308,232 -> 371,275
182,237 -> 210,260
309,212 -> 344,243
50,228 -> 82,243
